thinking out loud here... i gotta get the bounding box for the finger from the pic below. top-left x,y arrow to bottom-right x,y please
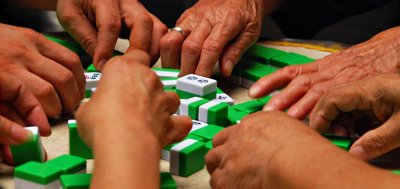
309,85 -> 364,133
263,72 -> 330,112
126,11 -> 153,53
209,167 -> 225,189
349,116 -> 400,160
0,74 -> 51,135
195,20 -> 243,77
165,116 -> 192,145
249,64 -> 318,98
37,35 -> 85,98
164,91 -> 180,114
219,31 -> 258,77
0,103 -> 25,126
0,116 -> 32,144
180,20 -> 212,76
160,28 -> 185,69
28,55 -> 81,113
92,0 -> 121,71
287,80 -> 338,119
148,15 -> 168,64
212,128 -> 231,147
205,146 -> 224,174
16,71 -> 62,117
57,3 -> 98,62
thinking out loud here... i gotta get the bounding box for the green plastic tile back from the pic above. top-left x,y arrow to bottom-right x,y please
185,134 -> 206,142
179,141 -> 207,177
60,174 -> 92,189
392,170 -> 400,175
11,132 -> 43,166
243,44 -> 287,64
191,125 -> 224,141
69,122 -> 93,159
15,161 -> 63,185
152,67 -> 180,73
227,106 -> 249,124
323,134 -> 352,150
205,140 -> 213,151
45,154 -> 86,174
216,88 -> 224,94
233,100 -> 265,114
240,61 -> 277,82
207,102 -> 229,126
176,89 -> 216,100
188,99 -> 209,120
85,90 -> 91,98
270,52 -> 315,67
86,64 -> 97,72
160,172 -> 177,189
257,96 -> 272,105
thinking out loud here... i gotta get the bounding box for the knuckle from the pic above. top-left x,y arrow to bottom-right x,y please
281,66 -> 300,78
154,22 -> 168,35
137,14 -> 154,28
99,18 -> 121,34
160,35 -> 180,49
36,83 -> 56,99
183,40 -> 201,55
58,71 -> 75,86
203,39 -> 222,53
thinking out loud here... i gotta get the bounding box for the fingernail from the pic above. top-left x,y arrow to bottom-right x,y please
263,104 -> 276,111
249,85 -> 261,97
349,146 -> 368,160
224,59 -> 234,76
10,126 -> 33,143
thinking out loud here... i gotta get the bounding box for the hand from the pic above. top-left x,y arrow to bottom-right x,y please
75,51 -> 192,148
57,0 -> 168,70
0,72 -> 50,143
249,26 -> 400,119
205,111 -> 341,188
310,74 -> 400,160
0,24 -> 85,117
160,0 -> 281,77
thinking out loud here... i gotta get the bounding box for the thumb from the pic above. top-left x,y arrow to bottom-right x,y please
349,117 -> 400,160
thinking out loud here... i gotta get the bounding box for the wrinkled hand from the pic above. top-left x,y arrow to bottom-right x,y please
310,74 -> 400,160
0,24 -> 85,117
161,0 -> 272,77
57,0 -> 168,70
206,111 -> 330,188
75,51 -> 191,148
249,26 -> 400,119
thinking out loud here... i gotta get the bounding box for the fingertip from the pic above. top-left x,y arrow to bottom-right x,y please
221,59 -> 234,77
95,59 -> 107,71
263,104 -> 276,111
9,125 -> 32,144
249,84 -> 262,98
349,146 -> 369,160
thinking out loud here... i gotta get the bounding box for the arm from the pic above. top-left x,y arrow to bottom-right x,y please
206,111 -> 400,188
75,51 -> 192,188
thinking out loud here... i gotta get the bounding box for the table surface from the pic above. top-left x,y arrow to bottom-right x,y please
0,39 -> 333,188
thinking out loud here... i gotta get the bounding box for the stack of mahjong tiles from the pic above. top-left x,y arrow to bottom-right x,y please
229,43 -> 316,89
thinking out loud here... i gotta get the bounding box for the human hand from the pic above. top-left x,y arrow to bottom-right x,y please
249,27 -> 400,119
57,0 -> 168,70
75,51 -> 192,148
0,24 -> 85,117
160,0 -> 282,77
310,74 -> 400,160
206,111 -> 340,188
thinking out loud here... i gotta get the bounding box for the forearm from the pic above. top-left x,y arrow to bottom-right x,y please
91,124 -> 160,189
268,133 -> 400,188
3,0 -> 57,10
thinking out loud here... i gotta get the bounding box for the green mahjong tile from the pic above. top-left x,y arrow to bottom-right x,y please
188,99 -> 209,120
10,128 -> 44,166
392,170 -> 400,175
45,154 -> 86,174
176,89 -> 216,100
60,174 -> 92,189
323,134 -> 352,150
207,102 -> 229,126
227,106 -> 249,124
68,121 -> 93,159
233,100 -> 265,114
178,141 -> 206,177
243,44 -> 288,64
216,88 -> 224,94
257,96 -> 272,105
86,64 -> 97,72
205,140 -> 213,151
191,125 -> 224,141
45,35 -> 86,56
241,61 -> 277,82
160,172 -> 177,189
15,161 -> 62,185
270,52 -> 315,67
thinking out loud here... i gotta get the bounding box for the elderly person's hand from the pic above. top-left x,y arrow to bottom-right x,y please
249,26 -> 400,119
310,75 -> 400,160
160,0 -> 283,77
57,0 -> 168,70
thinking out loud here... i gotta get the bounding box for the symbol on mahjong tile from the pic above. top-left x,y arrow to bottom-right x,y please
187,76 -> 198,80
218,96 -> 227,100
193,121 -> 201,125
197,79 -> 208,84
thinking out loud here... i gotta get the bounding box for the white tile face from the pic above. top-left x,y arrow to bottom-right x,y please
161,149 -> 170,162
179,97 -> 203,116
176,74 -> 217,95
25,126 -> 39,136
161,80 -> 177,88
68,119 -> 76,125
154,70 -> 180,78
85,72 -> 101,90
215,93 -> 234,105
15,178 -> 60,189
190,121 -> 208,132
198,100 -> 220,123
90,88 -> 97,95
